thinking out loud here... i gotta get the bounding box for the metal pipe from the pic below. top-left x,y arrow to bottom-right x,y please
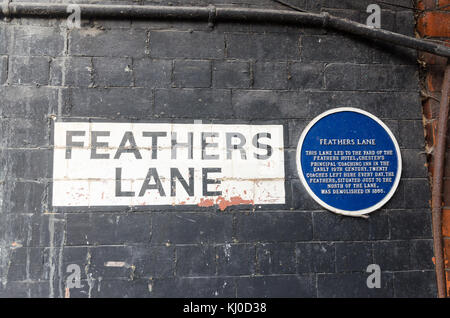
431,61 -> 450,298
2,2 -> 450,58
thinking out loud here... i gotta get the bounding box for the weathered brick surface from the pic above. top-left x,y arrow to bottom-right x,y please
134,59 -> 172,88
417,11 -> 450,37
0,1 -> 437,298
257,242 -> 297,275
9,56 -> 50,86
8,26 -> 65,56
213,60 -> 251,88
63,87 -> 152,118
176,245 -> 215,277
155,88 -> 232,119
335,242 -> 373,272
324,64 -> 419,91
296,242 -> 335,273
50,57 -> 93,87
253,62 -> 287,89
92,57 -> 133,87
149,31 -> 225,59
173,59 -> 211,88
69,28 -> 147,57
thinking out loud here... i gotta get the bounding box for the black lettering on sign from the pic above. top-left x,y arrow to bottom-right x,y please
115,167 -> 134,197
170,167 -> 194,196
226,132 -> 247,160
114,131 -> 142,159
253,133 -> 273,160
142,131 -> 167,159
202,132 -> 219,160
65,130 -> 85,159
171,132 -> 193,160
91,131 -> 110,159
139,168 -> 166,197
202,168 -> 222,196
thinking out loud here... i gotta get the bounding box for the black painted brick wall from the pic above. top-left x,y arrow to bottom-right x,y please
0,0 -> 437,298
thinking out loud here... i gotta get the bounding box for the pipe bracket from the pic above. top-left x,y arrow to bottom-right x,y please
321,11 -> 330,29
208,5 -> 216,29
2,0 -> 11,21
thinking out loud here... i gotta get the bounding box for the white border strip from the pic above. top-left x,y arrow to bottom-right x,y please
296,107 -> 402,217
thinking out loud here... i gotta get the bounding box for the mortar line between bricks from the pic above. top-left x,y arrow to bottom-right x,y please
385,269 -> 436,273
209,59 -> 213,88
170,59 -> 175,87
214,245 -> 218,276
152,273 -> 317,279
371,242 -> 375,265
173,246 -> 177,277
24,115 -> 420,121
4,55 -> 9,84
315,273 -> 319,298
57,238 -> 435,249
249,60 -> 254,88
5,54 -> 418,68
151,88 -> 155,114
130,57 -> 136,87
47,57 -> 51,86
334,240 -> 337,273
3,83 -> 422,93
229,88 -> 235,118
9,272 -> 323,284
4,208 -> 429,214
253,242 -> 259,275
224,33 -> 228,59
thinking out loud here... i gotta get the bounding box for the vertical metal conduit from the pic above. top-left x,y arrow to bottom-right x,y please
432,61 -> 450,298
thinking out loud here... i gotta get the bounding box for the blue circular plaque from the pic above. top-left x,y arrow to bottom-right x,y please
296,108 -> 402,216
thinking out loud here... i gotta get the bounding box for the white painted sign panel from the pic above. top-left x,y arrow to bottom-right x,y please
52,122 -> 285,209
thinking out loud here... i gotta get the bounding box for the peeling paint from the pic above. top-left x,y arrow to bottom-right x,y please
216,196 -> 254,211
105,261 -> 126,267
198,196 -> 254,211
79,27 -> 104,37
198,198 -> 214,207
11,242 -> 22,248
223,244 -> 231,261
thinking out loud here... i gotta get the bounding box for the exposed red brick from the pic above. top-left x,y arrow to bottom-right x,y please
417,12 -> 450,37
438,0 -> 450,10
444,209 -> 450,236
418,0 -> 437,11
444,239 -> 450,269
420,52 -> 448,65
